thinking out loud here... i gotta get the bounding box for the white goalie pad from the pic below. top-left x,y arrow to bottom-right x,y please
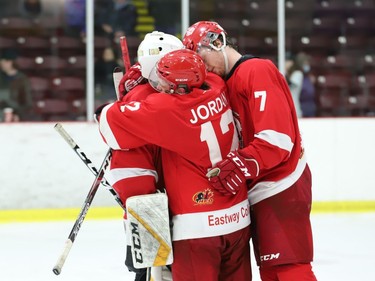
126,193 -> 173,269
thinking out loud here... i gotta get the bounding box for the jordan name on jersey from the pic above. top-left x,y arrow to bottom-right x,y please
189,92 -> 229,124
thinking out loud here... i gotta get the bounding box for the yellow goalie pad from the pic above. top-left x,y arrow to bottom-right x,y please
126,193 -> 173,269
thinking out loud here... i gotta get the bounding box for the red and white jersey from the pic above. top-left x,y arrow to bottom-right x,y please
104,83 -> 163,219
226,57 -> 306,205
99,73 -> 250,241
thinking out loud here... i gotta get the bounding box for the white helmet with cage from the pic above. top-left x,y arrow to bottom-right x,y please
137,31 -> 183,79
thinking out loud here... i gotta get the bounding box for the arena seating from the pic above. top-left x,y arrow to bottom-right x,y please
199,0 -> 375,117
2,0 -> 373,120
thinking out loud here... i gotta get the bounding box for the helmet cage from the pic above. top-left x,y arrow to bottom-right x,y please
198,31 -> 227,52
149,67 -> 178,94
183,21 -> 227,52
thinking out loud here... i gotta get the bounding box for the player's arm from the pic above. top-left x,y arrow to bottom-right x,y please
98,95 -> 175,150
118,62 -> 147,98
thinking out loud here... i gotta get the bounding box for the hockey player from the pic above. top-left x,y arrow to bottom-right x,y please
182,21 -> 317,281
104,31 -> 183,281
97,49 -> 252,281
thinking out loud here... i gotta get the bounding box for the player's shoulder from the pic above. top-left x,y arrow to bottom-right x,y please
206,72 -> 226,89
124,83 -> 154,102
242,56 -> 275,69
206,72 -> 224,82
237,57 -> 278,78
144,92 -> 175,110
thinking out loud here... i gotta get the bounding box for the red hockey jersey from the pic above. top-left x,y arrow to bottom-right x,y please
226,57 -> 307,205
104,83 -> 163,218
99,73 -> 250,241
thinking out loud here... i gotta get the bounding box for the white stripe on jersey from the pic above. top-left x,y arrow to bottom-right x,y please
255,129 -> 294,153
105,167 -> 158,186
248,152 -> 307,205
99,103 -> 121,150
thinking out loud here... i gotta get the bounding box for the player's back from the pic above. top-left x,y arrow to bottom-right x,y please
151,73 -> 244,211
99,73 -> 250,240
151,73 -> 250,240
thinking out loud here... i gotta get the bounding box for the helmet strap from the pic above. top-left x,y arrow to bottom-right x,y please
221,47 -> 229,75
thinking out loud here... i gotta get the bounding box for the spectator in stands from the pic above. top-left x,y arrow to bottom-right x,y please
18,0 -> 42,19
64,0 -> 86,38
0,49 -> 32,122
95,46 -> 121,103
96,0 -> 138,43
285,53 -> 303,118
286,52 -> 316,118
297,52 -> 317,117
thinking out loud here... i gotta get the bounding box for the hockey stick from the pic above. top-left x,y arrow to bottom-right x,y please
53,36 -> 133,276
54,123 -> 125,210
120,36 -> 131,72
52,149 -> 112,275
119,35 -> 154,281
113,36 -> 131,100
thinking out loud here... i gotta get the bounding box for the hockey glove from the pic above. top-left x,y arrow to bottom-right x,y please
94,102 -> 109,122
206,151 -> 259,196
118,62 -> 147,97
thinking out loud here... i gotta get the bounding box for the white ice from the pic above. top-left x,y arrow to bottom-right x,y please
1,213 -> 374,281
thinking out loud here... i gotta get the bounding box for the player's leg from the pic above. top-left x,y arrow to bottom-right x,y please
220,227 -> 252,281
172,237 -> 222,281
172,227 -> 251,281
260,263 -> 316,281
251,164 -> 316,279
107,148 -> 159,281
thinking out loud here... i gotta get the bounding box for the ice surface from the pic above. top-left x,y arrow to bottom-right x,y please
0,213 -> 374,281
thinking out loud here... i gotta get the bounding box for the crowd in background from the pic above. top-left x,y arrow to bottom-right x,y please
1,0 -> 374,122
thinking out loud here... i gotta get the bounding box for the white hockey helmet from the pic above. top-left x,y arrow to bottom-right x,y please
137,31 -> 183,79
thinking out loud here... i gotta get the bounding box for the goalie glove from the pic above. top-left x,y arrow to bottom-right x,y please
206,151 -> 259,196
118,62 -> 147,97
93,102 -> 110,123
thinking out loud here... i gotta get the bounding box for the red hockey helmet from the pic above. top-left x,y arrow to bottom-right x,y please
149,49 -> 207,94
182,21 -> 227,52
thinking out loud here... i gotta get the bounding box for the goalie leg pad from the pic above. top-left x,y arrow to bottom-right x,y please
126,193 -> 173,269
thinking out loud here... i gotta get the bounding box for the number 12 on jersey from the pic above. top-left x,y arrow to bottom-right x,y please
200,109 -> 239,167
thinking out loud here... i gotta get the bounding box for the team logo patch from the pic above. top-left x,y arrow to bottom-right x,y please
192,188 -> 214,205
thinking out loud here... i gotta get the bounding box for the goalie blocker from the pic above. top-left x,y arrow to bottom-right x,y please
126,193 -> 173,269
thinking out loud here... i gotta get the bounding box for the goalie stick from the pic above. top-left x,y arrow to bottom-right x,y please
53,36 -> 134,276
120,36 -> 131,72
54,123 -> 125,210
113,36 -> 131,100
119,36 -> 157,281
52,149 -> 112,275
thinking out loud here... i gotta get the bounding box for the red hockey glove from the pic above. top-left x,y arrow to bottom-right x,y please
118,62 -> 147,97
206,151 -> 259,196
